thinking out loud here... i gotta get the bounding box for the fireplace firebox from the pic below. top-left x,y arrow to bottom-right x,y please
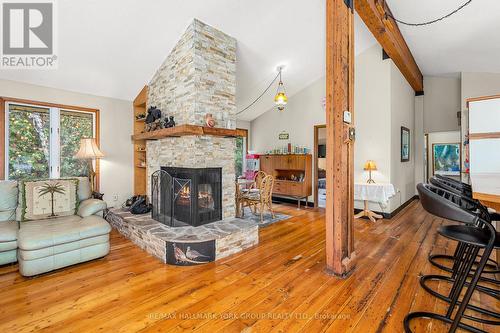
151,167 -> 222,227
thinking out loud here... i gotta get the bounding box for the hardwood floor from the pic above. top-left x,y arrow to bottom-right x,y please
0,201 -> 498,332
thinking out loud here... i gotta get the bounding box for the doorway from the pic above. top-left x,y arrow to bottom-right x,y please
313,124 -> 326,208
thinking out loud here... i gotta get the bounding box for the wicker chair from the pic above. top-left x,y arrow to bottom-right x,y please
241,174 -> 275,223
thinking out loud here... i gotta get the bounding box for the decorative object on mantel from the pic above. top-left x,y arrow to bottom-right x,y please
74,138 -> 104,193
205,113 -> 215,127
164,116 -> 176,128
145,106 -> 162,132
401,126 -> 410,162
364,160 -> 377,184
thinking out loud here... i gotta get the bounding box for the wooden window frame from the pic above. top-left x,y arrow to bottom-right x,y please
0,97 -> 101,190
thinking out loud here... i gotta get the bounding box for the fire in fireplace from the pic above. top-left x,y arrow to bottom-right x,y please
151,167 -> 222,227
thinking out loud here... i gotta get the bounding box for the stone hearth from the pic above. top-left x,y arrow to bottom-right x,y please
106,208 -> 258,265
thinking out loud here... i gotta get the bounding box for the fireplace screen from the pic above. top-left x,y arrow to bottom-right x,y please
151,167 -> 222,227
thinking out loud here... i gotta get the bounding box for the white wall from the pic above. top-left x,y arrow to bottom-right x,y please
423,76 -> 461,133
389,63 -> 415,211
249,44 -> 416,213
250,76 -> 326,154
414,96 -> 425,190
354,44 -> 391,188
0,79 -> 134,207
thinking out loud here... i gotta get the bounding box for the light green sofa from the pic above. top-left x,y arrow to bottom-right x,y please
0,181 -> 18,265
0,178 -> 111,277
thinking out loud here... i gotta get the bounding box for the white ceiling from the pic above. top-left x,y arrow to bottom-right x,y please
0,0 -> 376,121
0,1 -> 497,121
387,0 -> 500,76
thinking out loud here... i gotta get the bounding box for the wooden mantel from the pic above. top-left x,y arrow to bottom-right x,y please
131,124 -> 246,141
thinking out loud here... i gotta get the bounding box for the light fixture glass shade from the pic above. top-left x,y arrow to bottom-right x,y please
74,138 -> 104,160
364,160 -> 377,171
274,81 -> 288,112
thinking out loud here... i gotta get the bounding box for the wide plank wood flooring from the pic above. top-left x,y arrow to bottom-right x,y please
0,201 -> 498,332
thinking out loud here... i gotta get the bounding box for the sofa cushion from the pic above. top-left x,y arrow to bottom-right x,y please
0,250 -> 17,265
19,234 -> 109,260
18,215 -> 111,251
64,177 -> 91,202
0,220 -> 18,243
0,241 -> 17,252
21,179 -> 78,221
0,181 -> 18,222
78,199 -> 107,217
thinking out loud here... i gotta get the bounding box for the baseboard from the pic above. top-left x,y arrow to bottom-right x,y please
271,196 -> 315,208
354,195 -> 419,220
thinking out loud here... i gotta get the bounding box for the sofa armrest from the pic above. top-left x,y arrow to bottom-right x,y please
78,199 -> 107,218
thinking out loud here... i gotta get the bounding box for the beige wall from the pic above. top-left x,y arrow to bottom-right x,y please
459,72 -> 500,182
461,72 -> 500,110
423,76 -> 461,133
0,79 -> 134,207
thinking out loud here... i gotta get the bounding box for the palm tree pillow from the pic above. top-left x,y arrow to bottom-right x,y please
21,179 -> 78,221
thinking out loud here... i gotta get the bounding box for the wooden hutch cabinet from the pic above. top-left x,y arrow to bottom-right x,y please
259,154 -> 312,207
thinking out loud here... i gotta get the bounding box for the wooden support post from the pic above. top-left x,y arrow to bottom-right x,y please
325,0 -> 356,277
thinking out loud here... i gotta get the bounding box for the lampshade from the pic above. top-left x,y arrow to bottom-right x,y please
364,160 -> 377,171
74,138 -> 104,160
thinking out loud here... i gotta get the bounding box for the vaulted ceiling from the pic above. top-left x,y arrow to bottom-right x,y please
387,0 -> 500,76
0,0 -> 497,121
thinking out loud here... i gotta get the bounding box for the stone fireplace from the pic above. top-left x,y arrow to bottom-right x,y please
146,19 -> 237,220
106,19 -> 259,266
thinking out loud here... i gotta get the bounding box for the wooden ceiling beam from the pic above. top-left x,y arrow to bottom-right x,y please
356,0 -> 424,92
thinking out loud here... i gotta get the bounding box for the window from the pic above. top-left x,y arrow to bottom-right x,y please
234,129 -> 248,177
4,101 -> 98,181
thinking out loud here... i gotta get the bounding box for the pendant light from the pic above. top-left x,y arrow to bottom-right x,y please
274,66 -> 288,111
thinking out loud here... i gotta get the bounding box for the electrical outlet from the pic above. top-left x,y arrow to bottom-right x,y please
113,195 -> 119,202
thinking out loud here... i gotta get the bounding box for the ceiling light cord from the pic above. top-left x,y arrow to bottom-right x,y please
384,0 -> 472,27
236,71 -> 281,115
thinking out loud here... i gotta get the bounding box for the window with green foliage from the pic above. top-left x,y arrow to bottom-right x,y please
235,137 -> 244,177
235,133 -> 247,177
60,110 -> 94,177
8,105 -> 51,180
6,103 -> 96,180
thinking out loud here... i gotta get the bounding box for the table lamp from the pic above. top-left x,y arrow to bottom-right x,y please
364,160 -> 377,184
74,138 -> 104,193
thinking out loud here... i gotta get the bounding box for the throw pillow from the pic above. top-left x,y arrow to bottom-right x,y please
21,179 -> 78,221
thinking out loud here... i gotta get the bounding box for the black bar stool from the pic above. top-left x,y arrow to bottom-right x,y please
428,177 -> 499,279
404,183 -> 498,333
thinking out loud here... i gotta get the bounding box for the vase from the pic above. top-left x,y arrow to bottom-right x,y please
205,113 -> 215,127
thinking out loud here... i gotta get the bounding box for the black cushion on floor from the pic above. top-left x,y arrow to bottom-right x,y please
437,225 -> 494,248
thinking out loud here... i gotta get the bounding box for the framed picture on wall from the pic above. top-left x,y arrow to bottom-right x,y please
432,143 -> 461,176
401,126 -> 410,162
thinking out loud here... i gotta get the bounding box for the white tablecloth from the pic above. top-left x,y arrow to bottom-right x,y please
354,183 -> 396,208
